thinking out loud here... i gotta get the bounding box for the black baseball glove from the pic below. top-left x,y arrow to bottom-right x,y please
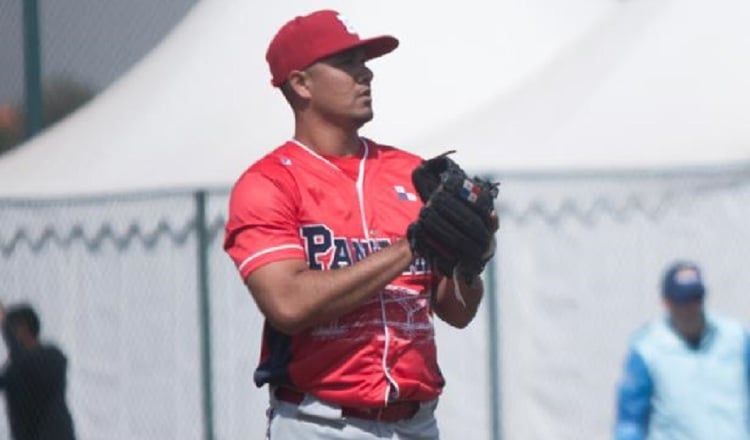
407,152 -> 499,284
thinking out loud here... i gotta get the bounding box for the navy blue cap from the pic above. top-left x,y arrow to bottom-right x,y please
661,261 -> 705,302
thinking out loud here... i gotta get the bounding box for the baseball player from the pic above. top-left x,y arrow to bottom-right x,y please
223,9 -> 488,439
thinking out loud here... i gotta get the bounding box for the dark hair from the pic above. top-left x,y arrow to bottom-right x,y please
5,303 -> 40,338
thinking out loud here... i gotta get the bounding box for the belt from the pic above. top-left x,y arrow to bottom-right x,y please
274,387 -> 421,423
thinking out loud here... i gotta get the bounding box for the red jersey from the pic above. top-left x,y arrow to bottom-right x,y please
224,138 -> 444,407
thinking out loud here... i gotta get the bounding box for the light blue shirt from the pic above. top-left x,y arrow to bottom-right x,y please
614,313 -> 750,440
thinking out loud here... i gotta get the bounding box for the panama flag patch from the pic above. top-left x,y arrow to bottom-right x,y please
394,185 -> 418,201
460,179 -> 481,203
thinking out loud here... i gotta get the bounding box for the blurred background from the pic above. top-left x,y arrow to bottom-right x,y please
0,0 -> 197,154
1,0 -> 749,439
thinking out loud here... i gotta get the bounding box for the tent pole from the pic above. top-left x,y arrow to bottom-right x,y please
22,0 -> 43,138
195,190 -> 215,440
487,242 -> 502,440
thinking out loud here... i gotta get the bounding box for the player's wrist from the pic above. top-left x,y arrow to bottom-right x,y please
397,237 -> 417,261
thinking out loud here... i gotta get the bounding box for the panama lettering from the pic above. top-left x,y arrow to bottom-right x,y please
301,224 -> 429,274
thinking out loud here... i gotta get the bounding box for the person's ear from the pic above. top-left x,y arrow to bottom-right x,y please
287,70 -> 312,100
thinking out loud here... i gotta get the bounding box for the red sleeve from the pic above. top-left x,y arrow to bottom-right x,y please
223,168 -> 305,280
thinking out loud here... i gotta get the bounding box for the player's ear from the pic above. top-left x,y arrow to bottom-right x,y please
287,70 -> 312,100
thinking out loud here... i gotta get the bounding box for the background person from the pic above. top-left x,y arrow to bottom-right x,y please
0,302 -> 76,440
614,261 -> 750,440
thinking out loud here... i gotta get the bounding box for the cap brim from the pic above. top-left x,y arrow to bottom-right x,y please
357,35 -> 399,61
294,35 -> 399,80
665,286 -> 705,303
667,294 -> 704,304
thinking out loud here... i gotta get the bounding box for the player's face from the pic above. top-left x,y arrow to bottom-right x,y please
666,296 -> 705,339
305,48 -> 374,128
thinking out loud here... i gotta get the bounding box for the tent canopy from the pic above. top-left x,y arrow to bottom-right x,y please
417,0 -> 750,174
0,0 -> 748,196
0,0 -> 615,197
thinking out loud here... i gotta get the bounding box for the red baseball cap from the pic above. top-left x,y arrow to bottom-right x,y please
265,10 -> 399,87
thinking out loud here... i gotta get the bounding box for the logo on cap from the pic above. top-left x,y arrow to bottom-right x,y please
336,14 -> 358,35
674,267 -> 700,286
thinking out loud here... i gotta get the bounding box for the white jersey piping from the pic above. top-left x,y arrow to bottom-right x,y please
290,137 -> 400,405
355,139 -> 400,404
238,244 -> 304,272
290,139 -> 342,172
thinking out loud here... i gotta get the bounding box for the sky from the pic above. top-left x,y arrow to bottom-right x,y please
0,0 -> 196,104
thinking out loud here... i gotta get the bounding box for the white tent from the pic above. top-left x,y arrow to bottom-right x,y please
416,0 -> 750,172
2,0 -> 750,439
0,0 -> 615,197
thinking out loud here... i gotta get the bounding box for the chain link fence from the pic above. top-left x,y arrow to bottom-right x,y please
0,190 -> 227,439
2,164 -> 750,439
